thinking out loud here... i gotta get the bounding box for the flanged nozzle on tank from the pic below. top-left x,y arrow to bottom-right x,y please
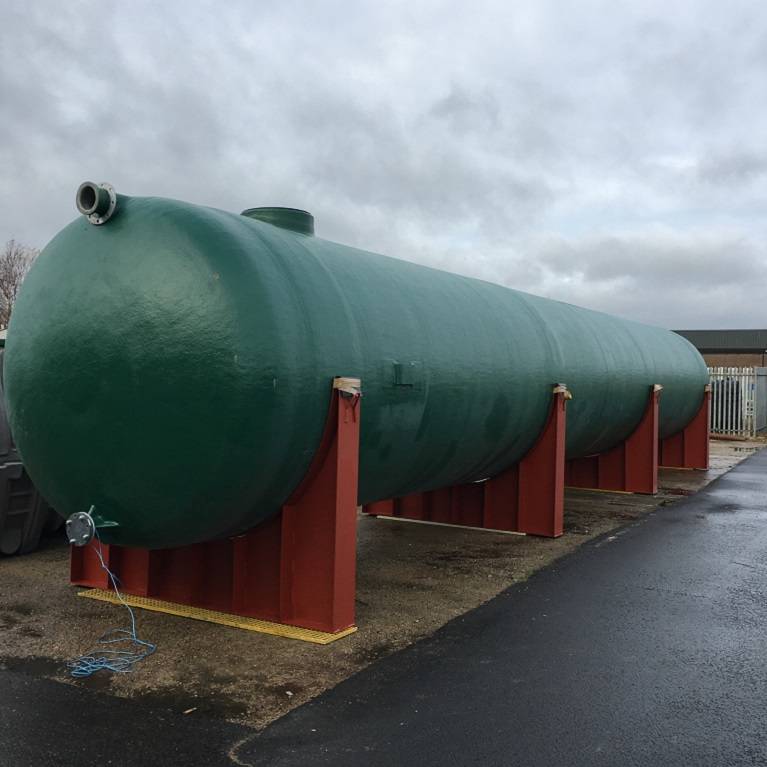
76,181 -> 117,225
65,508 -> 96,546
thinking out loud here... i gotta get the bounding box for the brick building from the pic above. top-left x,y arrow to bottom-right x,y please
674,330 -> 767,367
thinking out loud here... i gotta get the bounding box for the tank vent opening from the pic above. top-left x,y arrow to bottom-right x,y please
241,207 -> 315,236
77,183 -> 98,213
76,182 -> 117,225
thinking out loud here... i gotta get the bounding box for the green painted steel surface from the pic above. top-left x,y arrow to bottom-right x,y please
4,193 -> 707,548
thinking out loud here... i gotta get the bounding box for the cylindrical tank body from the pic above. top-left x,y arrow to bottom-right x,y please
4,191 -> 707,548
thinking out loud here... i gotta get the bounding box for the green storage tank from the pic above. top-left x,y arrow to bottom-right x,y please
3,183 -> 707,549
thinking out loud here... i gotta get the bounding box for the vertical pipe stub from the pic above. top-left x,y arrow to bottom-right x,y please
76,182 -> 117,225
241,207 -> 314,236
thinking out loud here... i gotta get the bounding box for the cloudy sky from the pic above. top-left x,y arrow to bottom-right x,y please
1,0 -> 765,328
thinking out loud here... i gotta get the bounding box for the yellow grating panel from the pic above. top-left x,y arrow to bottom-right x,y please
77,589 -> 357,645
565,486 -> 633,495
375,515 -> 526,535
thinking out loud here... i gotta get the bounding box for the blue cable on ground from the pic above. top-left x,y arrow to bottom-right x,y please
68,534 -> 156,678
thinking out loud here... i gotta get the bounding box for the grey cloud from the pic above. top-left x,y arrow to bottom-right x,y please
428,85 -> 500,134
698,152 -> 767,185
533,232 -> 762,286
1,0 -> 767,329
518,229 -> 767,327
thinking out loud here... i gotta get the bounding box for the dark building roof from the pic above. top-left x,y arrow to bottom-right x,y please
673,329 -> 767,353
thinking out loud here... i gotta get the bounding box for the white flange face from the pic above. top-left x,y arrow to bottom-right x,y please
87,182 -> 117,225
65,511 -> 96,546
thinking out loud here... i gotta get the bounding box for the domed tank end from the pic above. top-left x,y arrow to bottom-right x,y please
241,207 -> 314,236
76,181 -> 117,225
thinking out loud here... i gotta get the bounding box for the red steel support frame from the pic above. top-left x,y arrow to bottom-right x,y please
71,377 -> 362,635
565,384 -> 662,495
659,385 -> 711,470
364,384 -> 570,538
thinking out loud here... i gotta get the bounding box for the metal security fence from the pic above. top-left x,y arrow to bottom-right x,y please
756,368 -> 767,433
707,367 -> 767,438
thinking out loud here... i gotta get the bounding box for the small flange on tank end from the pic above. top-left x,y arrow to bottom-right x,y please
66,510 -> 96,546
76,181 -> 117,225
65,505 -> 120,546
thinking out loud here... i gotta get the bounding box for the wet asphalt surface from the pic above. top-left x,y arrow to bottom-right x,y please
2,449 -> 766,766
0,669 -> 249,766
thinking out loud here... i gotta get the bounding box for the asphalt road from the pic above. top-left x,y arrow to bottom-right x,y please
0,668 -> 248,766
2,449 -> 766,766
241,449 -> 767,766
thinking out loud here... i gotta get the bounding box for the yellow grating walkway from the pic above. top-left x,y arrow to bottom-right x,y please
78,589 -> 357,645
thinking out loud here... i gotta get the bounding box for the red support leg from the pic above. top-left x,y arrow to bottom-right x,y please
71,377 -> 361,636
487,383 -> 568,536
363,384 -> 570,538
70,540 -> 112,589
565,384 -> 661,495
659,385 -> 711,470
112,547 -> 156,597
226,376 -> 361,631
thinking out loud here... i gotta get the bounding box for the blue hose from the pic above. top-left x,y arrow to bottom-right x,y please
68,534 -> 156,678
